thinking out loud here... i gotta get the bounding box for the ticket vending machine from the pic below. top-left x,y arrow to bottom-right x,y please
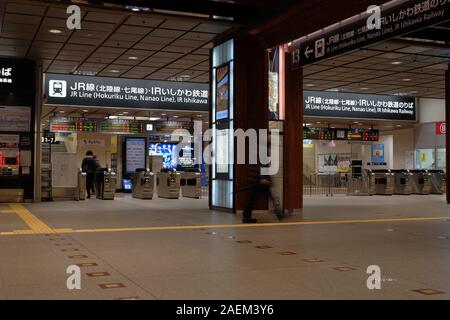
157,169 -> 180,199
132,169 -> 154,199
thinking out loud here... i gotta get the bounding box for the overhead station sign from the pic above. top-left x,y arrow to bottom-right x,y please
304,91 -> 416,121
291,0 -> 450,67
44,73 -> 209,112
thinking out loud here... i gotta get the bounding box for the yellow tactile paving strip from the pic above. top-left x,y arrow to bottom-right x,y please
0,203 -> 449,237
8,203 -> 54,234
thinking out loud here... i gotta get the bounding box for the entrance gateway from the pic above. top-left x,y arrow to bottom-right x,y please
209,0 -> 450,213
40,73 -> 210,202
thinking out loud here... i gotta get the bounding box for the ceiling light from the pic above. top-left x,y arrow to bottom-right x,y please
109,69 -> 120,73
123,112 -> 129,114
173,115 -> 179,118
161,113 -> 167,116
128,56 -> 139,60
391,61 -> 402,65
403,78 -> 411,81
59,110 -> 65,113
305,84 -> 315,87
360,87 -> 369,90
82,110 -> 88,113
49,29 -> 62,34
410,91 -> 418,94
108,116 -> 118,120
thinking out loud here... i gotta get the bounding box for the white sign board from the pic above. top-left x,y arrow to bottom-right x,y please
52,153 -> 78,188
126,138 -> 146,173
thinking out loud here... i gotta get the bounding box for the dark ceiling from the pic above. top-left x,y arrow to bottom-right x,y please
46,0 -> 288,23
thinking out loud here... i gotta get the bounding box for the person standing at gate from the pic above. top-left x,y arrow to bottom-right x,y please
81,150 -> 99,199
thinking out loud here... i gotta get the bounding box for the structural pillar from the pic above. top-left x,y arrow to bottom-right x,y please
284,53 -> 303,211
234,34 -> 269,212
446,67 -> 449,204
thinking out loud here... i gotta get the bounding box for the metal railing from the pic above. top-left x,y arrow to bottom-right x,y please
303,173 -> 349,197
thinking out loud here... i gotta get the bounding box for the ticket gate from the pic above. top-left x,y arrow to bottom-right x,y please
75,170 -> 87,201
409,170 -> 432,195
132,169 -> 154,199
368,169 -> 393,195
391,170 -> 413,195
180,171 -> 202,199
157,170 -> 180,199
429,170 -> 445,194
95,169 -> 117,200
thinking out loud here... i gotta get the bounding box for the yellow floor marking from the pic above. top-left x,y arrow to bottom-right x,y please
0,210 -> 15,214
9,204 -> 54,234
1,215 -> 449,237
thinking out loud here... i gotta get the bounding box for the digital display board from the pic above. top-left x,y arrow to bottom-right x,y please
304,127 -> 379,142
149,143 -> 177,169
100,122 -> 144,134
125,137 -> 146,174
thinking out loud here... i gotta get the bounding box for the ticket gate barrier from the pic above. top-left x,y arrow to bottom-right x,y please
367,169 -> 394,195
75,170 -> 87,201
132,169 -> 154,199
157,170 -> 180,199
409,170 -> 432,195
180,171 -> 202,199
391,170 -> 413,195
95,169 -> 117,200
429,170 -> 445,194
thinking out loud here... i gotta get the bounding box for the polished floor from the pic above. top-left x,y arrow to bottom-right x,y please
0,194 -> 450,300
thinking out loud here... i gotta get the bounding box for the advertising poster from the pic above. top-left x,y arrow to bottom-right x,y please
0,106 -> 31,132
371,144 -> 385,164
319,153 -> 351,173
216,129 -> 229,174
215,64 -> 230,121
268,72 -> 279,119
149,143 -> 177,169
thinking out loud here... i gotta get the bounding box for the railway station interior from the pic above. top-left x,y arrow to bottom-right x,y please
0,0 -> 449,302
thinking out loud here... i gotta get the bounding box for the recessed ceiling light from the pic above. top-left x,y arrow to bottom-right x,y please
173,115 -> 179,118
306,84 -> 315,87
161,113 -> 167,116
410,91 -> 418,94
109,69 -> 120,73
82,110 -> 88,113
59,110 -> 65,113
128,56 -> 139,60
391,61 -> 402,65
360,87 -> 369,90
49,29 -> 62,34
403,78 -> 412,81
123,112 -> 129,114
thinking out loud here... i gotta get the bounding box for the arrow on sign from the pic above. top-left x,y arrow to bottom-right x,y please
304,46 -> 313,59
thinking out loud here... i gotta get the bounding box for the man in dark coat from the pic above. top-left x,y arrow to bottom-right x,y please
81,150 -> 99,199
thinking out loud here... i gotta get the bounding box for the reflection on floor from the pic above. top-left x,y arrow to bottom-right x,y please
0,194 -> 449,299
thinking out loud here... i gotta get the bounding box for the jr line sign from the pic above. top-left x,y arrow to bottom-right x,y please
291,0 -> 450,67
45,73 -> 210,112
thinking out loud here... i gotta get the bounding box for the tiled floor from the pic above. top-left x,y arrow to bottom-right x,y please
0,194 -> 450,299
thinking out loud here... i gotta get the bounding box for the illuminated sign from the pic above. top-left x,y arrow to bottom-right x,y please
45,73 -> 209,112
304,91 -> 416,121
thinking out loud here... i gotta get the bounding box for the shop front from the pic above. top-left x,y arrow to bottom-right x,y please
0,58 -> 38,202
